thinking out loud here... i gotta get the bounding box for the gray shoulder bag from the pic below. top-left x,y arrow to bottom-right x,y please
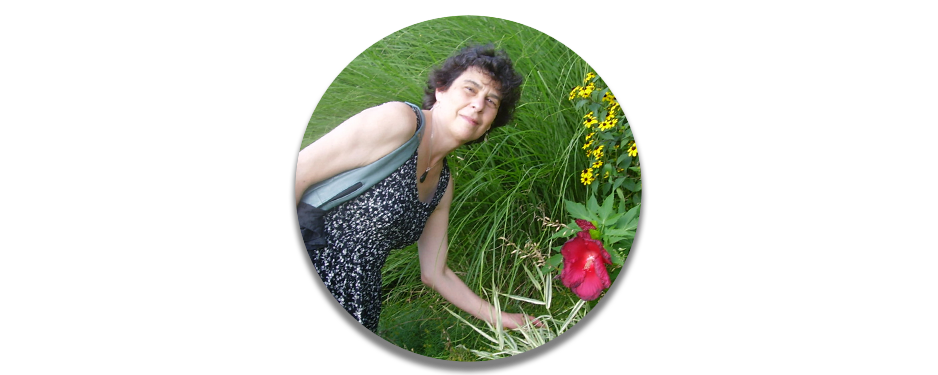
297,102 -> 425,254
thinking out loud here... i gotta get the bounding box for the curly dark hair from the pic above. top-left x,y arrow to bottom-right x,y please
422,44 -> 523,145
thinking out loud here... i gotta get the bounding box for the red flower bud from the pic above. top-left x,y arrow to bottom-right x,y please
575,219 -> 596,231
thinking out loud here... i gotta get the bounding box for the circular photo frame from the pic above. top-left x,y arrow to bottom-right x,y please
294,15 -> 641,361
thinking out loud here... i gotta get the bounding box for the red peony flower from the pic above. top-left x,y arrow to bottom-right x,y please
560,233 -> 612,301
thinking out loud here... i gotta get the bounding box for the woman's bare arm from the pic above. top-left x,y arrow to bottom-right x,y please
417,178 -> 541,329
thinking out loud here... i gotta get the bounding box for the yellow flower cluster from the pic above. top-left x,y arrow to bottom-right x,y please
598,91 -> 621,132
581,132 -> 596,150
581,82 -> 595,98
592,145 -> 604,160
569,72 -> 598,101
581,144 -> 606,186
571,71 -> 636,186
598,114 -> 618,132
580,168 -> 595,185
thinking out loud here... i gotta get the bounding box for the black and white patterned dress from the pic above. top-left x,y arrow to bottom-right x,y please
307,150 -> 450,332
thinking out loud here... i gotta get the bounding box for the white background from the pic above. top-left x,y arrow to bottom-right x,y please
2,1 -> 936,373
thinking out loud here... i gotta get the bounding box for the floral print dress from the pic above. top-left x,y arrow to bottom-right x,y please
307,149 -> 450,332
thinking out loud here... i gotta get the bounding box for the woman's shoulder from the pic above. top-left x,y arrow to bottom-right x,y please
328,101 -> 416,158
365,101 -> 420,132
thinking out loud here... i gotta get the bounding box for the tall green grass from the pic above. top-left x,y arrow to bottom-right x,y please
301,16 -> 602,360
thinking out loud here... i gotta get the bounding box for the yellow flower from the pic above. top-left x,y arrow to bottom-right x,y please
627,143 -> 638,157
592,160 -> 603,169
569,86 -> 582,100
604,171 -> 610,179
584,72 -> 596,83
580,168 -> 595,185
581,139 -> 594,150
602,91 -> 616,104
585,132 -> 595,141
592,145 -> 605,159
579,82 -> 595,98
598,119 -> 617,132
583,111 -> 598,129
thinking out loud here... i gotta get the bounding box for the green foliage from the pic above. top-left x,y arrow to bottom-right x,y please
444,264 -> 590,360
543,71 -> 643,288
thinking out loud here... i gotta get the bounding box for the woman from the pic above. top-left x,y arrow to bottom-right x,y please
295,44 -> 539,333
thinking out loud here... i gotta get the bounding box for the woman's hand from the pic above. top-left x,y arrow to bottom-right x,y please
500,312 -> 543,330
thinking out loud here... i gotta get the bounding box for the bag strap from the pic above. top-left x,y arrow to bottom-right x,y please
299,102 -> 425,210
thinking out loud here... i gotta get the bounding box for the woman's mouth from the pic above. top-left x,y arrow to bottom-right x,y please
460,115 -> 479,126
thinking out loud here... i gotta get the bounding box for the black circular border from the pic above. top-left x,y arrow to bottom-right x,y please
287,21 -> 648,374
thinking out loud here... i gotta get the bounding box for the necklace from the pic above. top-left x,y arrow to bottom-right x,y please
419,118 -> 436,183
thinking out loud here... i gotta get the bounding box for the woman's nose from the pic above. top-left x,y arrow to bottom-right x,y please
470,96 -> 484,111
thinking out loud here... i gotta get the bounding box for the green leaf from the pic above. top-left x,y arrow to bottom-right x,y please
444,307 -> 498,344
564,199 -> 591,221
550,224 -> 579,240
604,236 -> 632,246
547,253 -> 563,268
616,189 -> 627,213
560,299 -> 587,333
611,178 -> 626,198
622,179 -> 642,192
618,204 -> 641,228
616,154 -> 632,168
586,195 -> 600,215
503,294 -> 546,306
603,212 -> 624,229
608,249 -> 624,266
598,193 -> 615,222
522,264 -> 541,292
603,229 -> 635,239
588,102 -> 601,116
588,228 -> 601,240
540,265 -> 553,275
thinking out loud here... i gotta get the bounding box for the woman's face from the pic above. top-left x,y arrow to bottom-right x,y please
434,67 -> 501,144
